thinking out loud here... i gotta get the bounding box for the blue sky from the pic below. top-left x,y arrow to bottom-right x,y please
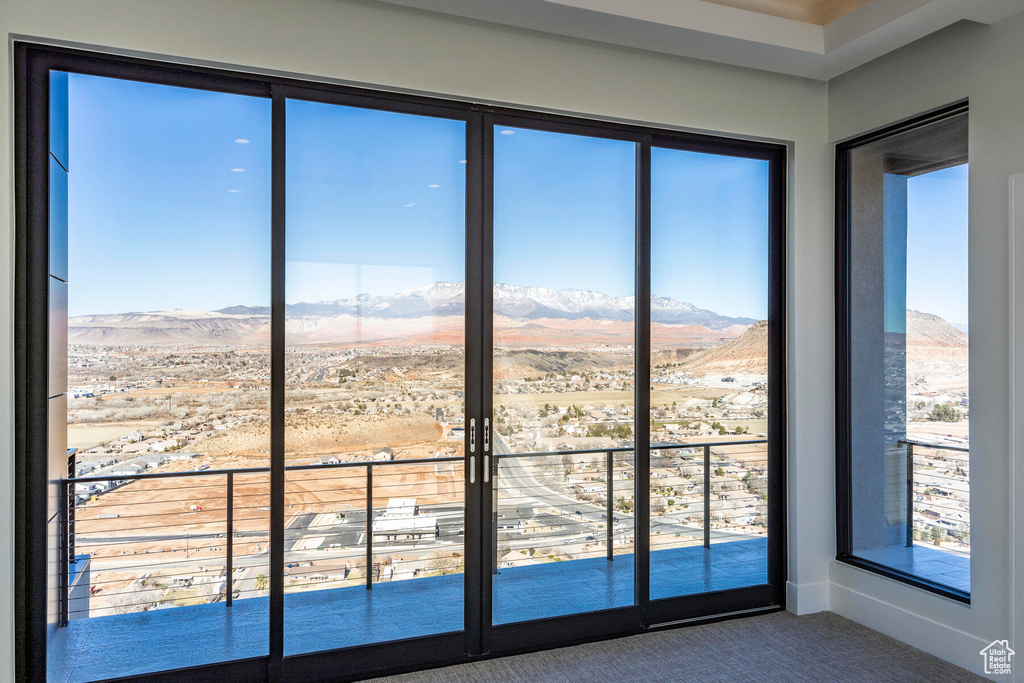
68,74 -> 271,316
652,148 -> 769,320
69,75 -> 975,325
286,99 -> 466,302
907,164 -> 969,325
493,126 -> 636,299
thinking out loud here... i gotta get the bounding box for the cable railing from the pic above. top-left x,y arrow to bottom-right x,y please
898,439 -> 970,551
59,439 -> 765,624
491,439 -> 767,569
282,459 -> 464,594
60,455 -> 461,624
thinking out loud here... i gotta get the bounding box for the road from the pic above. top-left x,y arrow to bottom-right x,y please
492,432 -> 761,551
82,434 -> 763,602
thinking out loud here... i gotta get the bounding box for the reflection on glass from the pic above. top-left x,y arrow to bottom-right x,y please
847,113 -> 969,594
650,148 -> 769,599
491,126 -> 636,624
54,74 -> 271,681
284,100 -> 467,654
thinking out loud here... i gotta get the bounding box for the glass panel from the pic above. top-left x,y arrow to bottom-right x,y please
846,113 -> 969,593
491,126 -> 636,624
284,100 -> 467,654
649,148 -> 770,599
52,74 -> 271,682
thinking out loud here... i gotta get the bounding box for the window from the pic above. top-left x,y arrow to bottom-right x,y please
836,104 -> 970,600
491,125 -> 637,623
54,71 -> 272,680
650,148 -> 772,600
16,43 -> 788,683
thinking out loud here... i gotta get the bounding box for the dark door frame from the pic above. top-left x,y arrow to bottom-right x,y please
14,41 -> 788,683
833,100 -> 970,604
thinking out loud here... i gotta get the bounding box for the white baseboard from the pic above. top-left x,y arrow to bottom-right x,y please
786,580 -> 829,615
829,581 -> 993,678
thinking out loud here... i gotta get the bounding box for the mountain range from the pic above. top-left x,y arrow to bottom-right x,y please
69,283 -> 757,345
217,282 -> 755,328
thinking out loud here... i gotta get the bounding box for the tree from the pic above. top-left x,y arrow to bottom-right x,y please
562,453 -> 574,479
254,573 -> 268,593
929,403 -> 962,422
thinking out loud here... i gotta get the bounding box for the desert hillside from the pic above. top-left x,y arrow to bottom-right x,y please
906,309 -> 968,348
679,320 -> 769,375
667,310 -> 968,388
906,309 -> 968,393
192,412 -> 444,459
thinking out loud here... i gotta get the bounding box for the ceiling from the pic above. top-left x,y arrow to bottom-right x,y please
703,0 -> 870,26
376,0 -> 1024,80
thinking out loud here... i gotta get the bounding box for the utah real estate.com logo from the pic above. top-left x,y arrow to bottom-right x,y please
980,640 -> 1014,675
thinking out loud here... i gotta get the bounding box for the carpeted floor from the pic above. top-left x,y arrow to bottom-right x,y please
369,611 -> 984,682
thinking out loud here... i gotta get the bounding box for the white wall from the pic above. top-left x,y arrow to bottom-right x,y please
828,16 -> 1024,679
0,0 -> 836,679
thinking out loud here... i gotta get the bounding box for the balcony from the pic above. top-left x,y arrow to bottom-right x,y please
50,441 -> 769,682
848,440 -> 970,596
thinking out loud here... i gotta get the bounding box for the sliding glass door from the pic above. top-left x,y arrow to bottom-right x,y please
489,123 -> 637,627
47,72 -> 272,682
649,147 -> 773,602
283,98 -> 469,654
24,45 -> 786,683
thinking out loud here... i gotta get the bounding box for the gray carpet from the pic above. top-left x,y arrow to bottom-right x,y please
369,611 -> 983,682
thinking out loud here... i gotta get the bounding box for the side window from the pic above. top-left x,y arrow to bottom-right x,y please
838,108 -> 970,599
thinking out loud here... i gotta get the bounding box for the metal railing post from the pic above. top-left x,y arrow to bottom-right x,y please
906,442 -> 914,548
67,449 -> 77,566
59,478 -> 69,627
60,449 -> 77,626
226,472 -> 234,606
366,464 -> 373,590
492,457 -> 499,575
606,450 -> 614,561
704,445 -> 711,549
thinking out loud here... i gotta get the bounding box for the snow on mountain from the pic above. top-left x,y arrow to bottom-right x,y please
69,283 -> 757,344
237,282 -> 754,329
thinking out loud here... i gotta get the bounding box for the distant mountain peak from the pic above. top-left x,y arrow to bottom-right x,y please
75,283 -> 756,344
282,282 -> 752,329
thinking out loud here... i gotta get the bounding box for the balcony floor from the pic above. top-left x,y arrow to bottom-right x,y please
853,543 -> 970,594
49,538 -> 767,683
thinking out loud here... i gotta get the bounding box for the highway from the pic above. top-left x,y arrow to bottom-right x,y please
492,431 -> 762,551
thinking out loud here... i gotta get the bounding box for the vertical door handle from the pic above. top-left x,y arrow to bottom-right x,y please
483,418 -> 490,483
469,419 -> 476,484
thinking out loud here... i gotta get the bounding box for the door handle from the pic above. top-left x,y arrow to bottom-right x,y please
470,418 -> 476,453
469,456 -> 475,484
483,418 -> 490,483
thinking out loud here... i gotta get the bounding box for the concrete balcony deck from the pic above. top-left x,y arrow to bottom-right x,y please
49,538 -> 767,683
853,543 -> 970,594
